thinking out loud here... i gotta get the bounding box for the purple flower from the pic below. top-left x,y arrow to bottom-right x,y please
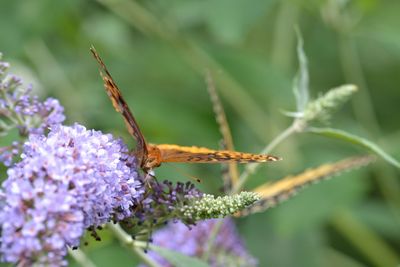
146,218 -> 258,267
0,53 -> 65,166
0,124 -> 143,266
119,179 -> 203,238
0,142 -> 20,167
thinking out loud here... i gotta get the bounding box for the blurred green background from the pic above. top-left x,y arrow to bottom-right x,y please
1,0 -> 400,266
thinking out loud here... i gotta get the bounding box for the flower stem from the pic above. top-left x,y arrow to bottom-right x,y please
68,248 -> 97,267
107,223 -> 162,267
0,89 -> 21,126
133,246 -> 160,267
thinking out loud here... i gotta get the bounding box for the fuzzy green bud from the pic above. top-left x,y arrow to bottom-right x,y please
303,85 -> 357,123
180,192 -> 260,221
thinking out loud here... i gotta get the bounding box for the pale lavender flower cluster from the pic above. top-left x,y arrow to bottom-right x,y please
0,52 -> 259,267
146,218 -> 258,267
0,53 -> 65,166
0,124 -> 143,266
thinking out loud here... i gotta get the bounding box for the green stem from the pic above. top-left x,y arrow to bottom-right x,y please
107,223 -> 161,267
68,248 -> 98,267
133,246 -> 160,267
232,122 -> 297,193
0,119 -> 14,132
331,210 -> 399,267
0,90 -> 23,126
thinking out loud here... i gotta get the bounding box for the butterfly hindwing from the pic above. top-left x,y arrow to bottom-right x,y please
237,155 -> 375,216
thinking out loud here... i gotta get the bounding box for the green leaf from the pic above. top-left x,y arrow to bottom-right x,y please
293,27 -> 309,112
149,245 -> 211,267
307,127 -> 400,169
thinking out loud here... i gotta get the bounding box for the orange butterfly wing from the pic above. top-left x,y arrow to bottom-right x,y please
156,144 -> 281,163
91,47 -> 281,171
237,155 -> 375,216
90,47 -> 148,166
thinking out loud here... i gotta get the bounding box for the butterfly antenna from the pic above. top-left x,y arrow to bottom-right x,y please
167,165 -> 202,183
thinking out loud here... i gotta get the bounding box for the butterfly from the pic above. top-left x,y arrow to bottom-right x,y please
90,47 -> 281,174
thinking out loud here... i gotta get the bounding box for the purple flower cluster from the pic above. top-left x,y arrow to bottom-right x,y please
120,180 -> 203,237
0,124 -> 143,266
0,51 -> 260,267
0,53 -> 65,166
146,218 -> 258,267
143,180 -> 202,218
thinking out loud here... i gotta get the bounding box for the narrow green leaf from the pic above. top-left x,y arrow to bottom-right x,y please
293,27 -> 309,112
150,245 -> 211,267
308,127 -> 400,169
332,210 -> 400,267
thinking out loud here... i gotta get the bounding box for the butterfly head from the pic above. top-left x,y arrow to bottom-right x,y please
141,144 -> 162,171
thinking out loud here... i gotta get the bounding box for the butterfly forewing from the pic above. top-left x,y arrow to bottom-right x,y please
156,144 -> 281,163
90,47 -> 148,165
91,47 -> 281,173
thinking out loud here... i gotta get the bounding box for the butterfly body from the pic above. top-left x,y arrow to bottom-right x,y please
90,47 -> 281,174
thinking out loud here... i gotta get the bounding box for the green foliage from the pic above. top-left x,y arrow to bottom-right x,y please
1,0 -> 400,266
308,127 -> 400,168
150,245 -> 210,267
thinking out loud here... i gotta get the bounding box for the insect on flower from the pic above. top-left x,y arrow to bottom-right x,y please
90,47 -> 281,175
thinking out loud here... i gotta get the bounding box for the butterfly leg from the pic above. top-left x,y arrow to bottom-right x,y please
143,170 -> 161,191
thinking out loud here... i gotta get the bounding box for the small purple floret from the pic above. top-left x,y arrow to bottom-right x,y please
0,55 -> 66,166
